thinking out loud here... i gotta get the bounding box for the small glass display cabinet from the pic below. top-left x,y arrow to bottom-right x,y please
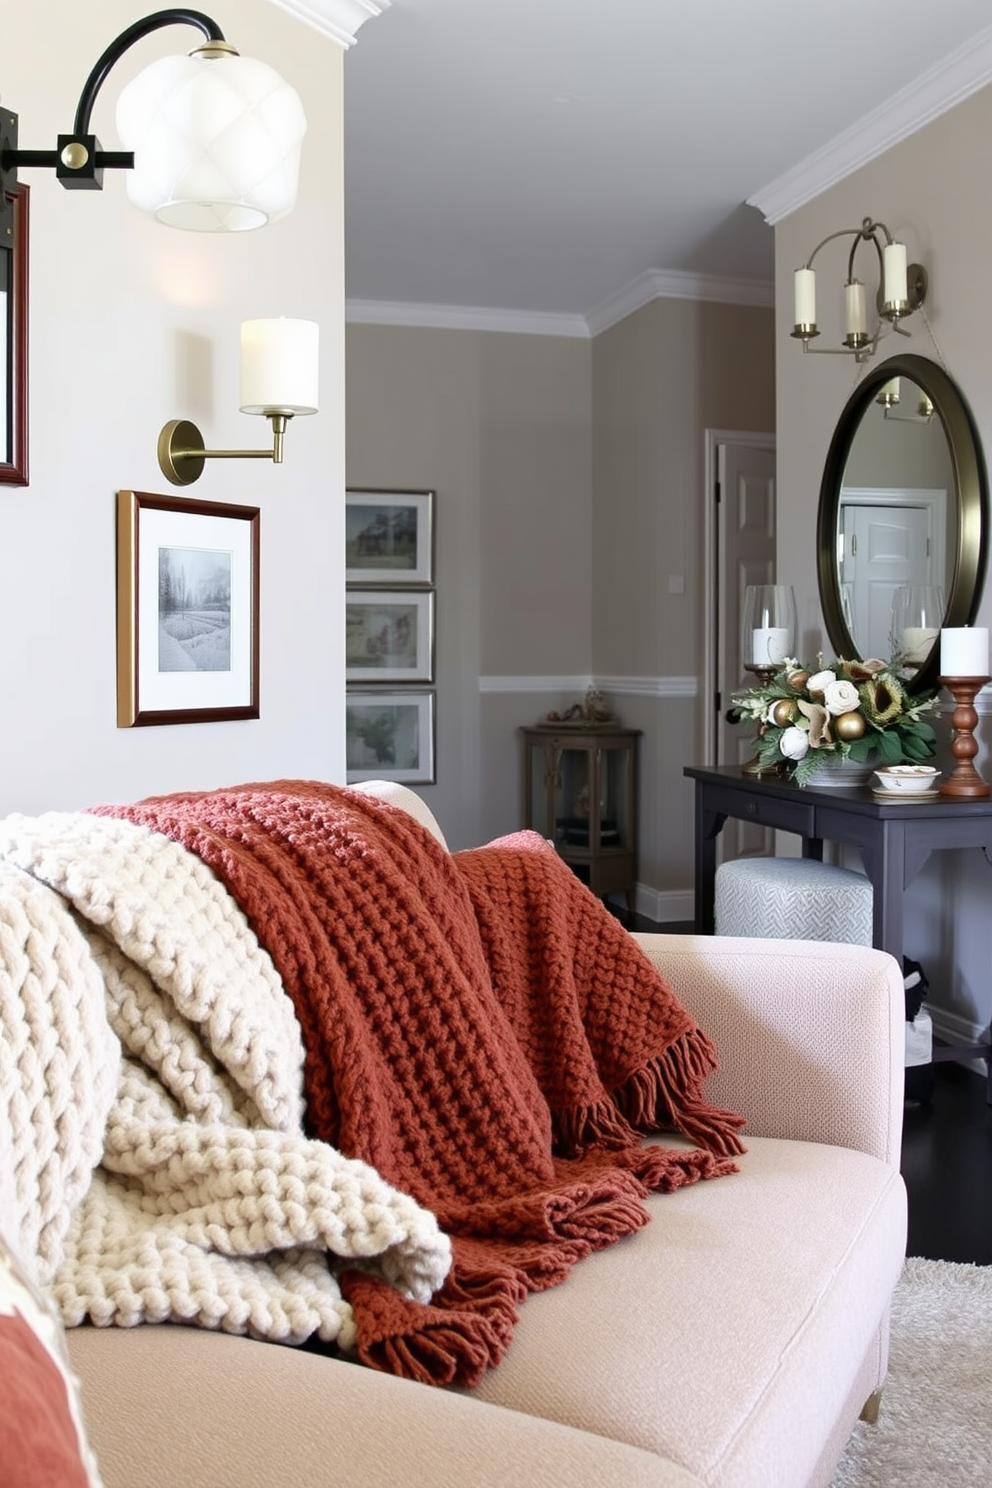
521,724 -> 640,907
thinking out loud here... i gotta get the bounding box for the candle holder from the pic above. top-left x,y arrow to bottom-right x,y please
739,661 -> 780,776
938,676 -> 991,798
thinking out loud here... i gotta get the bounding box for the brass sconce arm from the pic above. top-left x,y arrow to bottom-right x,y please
158,414 -> 293,487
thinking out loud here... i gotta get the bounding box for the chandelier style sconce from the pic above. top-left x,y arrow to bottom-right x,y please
792,218 -> 928,364
875,378 -> 935,423
0,9 -> 307,235
158,318 -> 320,486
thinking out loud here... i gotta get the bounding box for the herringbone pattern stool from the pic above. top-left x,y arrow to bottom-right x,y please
714,857 -> 873,944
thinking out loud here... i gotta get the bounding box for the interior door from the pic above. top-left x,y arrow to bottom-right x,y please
838,492 -> 943,661
715,441 -> 776,863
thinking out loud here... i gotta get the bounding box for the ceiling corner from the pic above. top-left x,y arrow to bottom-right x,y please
267,0 -> 392,50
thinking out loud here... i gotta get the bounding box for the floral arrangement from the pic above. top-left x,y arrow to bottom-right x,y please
728,657 -> 939,787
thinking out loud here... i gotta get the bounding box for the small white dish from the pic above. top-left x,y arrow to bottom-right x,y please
873,765 -> 941,795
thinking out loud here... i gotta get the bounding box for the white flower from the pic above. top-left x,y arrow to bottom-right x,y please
823,679 -> 860,716
806,669 -> 836,694
779,726 -> 810,761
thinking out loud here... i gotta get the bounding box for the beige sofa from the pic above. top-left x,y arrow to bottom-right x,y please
6,783 -> 907,1488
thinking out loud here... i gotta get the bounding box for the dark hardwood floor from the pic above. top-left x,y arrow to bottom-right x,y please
624,911 -> 992,1267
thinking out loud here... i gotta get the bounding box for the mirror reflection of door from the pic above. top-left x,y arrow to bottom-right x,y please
836,375 -> 956,667
839,489 -> 946,660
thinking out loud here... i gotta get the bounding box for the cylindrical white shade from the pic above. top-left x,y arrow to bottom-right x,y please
844,279 -> 867,337
116,49 -> 307,232
240,318 -> 319,415
794,268 -> 816,326
940,626 -> 990,677
882,242 -> 908,306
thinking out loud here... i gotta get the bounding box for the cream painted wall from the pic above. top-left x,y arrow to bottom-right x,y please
774,83 -> 992,1044
0,0 -> 346,814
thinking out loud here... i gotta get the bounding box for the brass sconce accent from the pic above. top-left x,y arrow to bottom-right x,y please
158,318 -> 319,486
792,217 -> 927,364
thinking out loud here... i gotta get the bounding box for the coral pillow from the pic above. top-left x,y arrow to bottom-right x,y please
0,1232 -> 103,1487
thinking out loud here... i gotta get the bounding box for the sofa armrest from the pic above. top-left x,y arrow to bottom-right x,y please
632,933 -> 904,1166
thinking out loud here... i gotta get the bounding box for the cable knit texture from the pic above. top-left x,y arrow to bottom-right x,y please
94,781 -> 744,1386
0,811 -> 451,1348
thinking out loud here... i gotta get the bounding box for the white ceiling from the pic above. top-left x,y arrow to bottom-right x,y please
338,0 -> 992,329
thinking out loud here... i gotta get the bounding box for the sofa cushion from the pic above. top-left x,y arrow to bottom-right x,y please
0,1231 -> 104,1487
464,1134 -> 906,1488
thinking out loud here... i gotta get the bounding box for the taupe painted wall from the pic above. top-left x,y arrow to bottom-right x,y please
346,297 -> 776,903
775,83 -> 992,1044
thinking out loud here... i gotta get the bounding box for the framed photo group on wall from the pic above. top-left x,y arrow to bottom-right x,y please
345,488 -> 436,784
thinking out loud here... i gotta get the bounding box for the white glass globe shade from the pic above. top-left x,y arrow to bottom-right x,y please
116,51 -> 307,231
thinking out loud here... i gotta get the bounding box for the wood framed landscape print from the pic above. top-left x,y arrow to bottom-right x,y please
345,489 -> 434,586
345,690 -> 436,784
346,589 -> 434,683
116,490 -> 260,727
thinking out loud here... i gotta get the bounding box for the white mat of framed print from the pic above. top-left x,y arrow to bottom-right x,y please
346,589 -> 434,683
116,490 -> 259,727
346,690 -> 435,784
345,489 -> 434,586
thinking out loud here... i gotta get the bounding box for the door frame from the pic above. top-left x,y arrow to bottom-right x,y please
702,429 -> 776,765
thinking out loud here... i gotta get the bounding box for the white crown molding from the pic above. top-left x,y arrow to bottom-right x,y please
347,267 -> 774,341
267,0 -> 391,49
585,270 -> 773,337
749,25 -> 992,224
346,298 -> 591,339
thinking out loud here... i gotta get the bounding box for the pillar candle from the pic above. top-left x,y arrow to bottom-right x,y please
844,280 -> 866,338
902,627 -> 937,664
940,626 -> 990,677
240,318 -> 319,415
752,627 -> 790,666
882,243 -> 908,307
794,268 -> 816,328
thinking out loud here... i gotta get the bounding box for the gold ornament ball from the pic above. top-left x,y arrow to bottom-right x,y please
770,699 -> 795,727
834,711 -> 866,741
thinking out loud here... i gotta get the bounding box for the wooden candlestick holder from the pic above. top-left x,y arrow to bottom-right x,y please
938,675 -> 991,798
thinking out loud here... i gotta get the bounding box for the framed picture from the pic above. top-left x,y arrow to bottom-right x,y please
0,184 -> 29,487
116,489 -> 260,727
346,690 -> 436,784
345,488 -> 434,585
346,589 -> 434,683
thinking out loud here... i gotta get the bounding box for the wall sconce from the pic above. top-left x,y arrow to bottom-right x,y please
158,318 -> 319,486
0,10 -> 306,234
792,217 -> 927,364
875,378 -> 935,423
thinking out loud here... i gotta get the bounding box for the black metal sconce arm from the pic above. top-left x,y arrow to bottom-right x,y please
1,9 -> 226,205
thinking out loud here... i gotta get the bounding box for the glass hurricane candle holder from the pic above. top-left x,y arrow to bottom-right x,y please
741,584 -> 797,681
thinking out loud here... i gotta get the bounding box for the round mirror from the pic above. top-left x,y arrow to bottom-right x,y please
816,353 -> 989,693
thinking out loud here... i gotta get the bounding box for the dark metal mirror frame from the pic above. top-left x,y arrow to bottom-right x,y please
816,352 -> 989,694
0,182 -> 29,487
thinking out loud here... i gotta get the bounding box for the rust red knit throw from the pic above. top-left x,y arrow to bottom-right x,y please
93,781 -> 745,1386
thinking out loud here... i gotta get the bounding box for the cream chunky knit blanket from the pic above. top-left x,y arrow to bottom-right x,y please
0,812 -> 451,1347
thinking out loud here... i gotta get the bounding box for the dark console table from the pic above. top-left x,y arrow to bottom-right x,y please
684,764 -> 992,1099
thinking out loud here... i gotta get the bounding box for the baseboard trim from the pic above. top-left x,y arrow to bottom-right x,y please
929,1004 -> 991,1078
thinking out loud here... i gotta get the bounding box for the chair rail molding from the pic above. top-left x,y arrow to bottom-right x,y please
268,0 -> 391,49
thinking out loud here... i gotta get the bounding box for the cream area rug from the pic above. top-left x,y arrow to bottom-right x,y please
831,1257 -> 992,1487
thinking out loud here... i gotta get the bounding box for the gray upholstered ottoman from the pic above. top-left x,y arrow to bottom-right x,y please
714,857 -> 873,945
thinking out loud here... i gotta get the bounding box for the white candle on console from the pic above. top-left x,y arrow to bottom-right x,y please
940,626 -> 990,677
752,627 -> 790,666
240,318 -> 319,415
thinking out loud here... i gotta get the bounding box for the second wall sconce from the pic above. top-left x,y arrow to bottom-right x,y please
792,217 -> 927,364
158,318 -> 319,485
